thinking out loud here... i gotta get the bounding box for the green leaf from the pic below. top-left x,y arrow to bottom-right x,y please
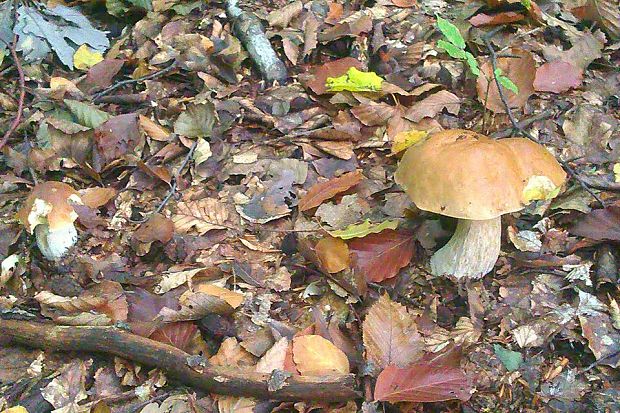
328,220 -> 399,240
172,0 -> 201,15
437,40 -> 466,59
436,16 -> 465,49
64,99 -> 110,128
464,51 -> 480,76
493,344 -> 523,372
494,68 -> 519,94
521,0 -> 532,10
325,67 -> 384,92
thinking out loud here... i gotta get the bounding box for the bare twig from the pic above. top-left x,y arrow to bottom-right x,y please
490,109 -> 554,139
0,35 -> 26,152
482,28 -> 605,207
0,320 -> 359,401
92,62 -> 177,102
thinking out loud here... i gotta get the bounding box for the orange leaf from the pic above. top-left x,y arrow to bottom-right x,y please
315,237 -> 350,273
292,335 -> 350,375
134,213 -> 174,244
298,170 -> 363,212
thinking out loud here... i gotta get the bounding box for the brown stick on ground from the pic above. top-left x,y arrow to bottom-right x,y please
0,320 -> 359,401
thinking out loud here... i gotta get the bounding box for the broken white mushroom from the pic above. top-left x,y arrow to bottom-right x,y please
17,182 -> 82,261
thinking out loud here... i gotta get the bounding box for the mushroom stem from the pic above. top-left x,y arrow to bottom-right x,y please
430,217 -> 501,280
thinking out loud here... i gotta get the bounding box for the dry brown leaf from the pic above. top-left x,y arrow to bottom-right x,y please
255,337 -> 289,373
139,115 -> 172,141
351,102 -> 398,126
533,60 -> 583,93
405,91 -> 461,122
217,396 -> 257,413
469,12 -> 525,27
172,198 -> 228,234
476,48 -> 535,113
313,140 -> 354,160
194,284 -> 244,309
134,213 -> 174,244
79,187 -> 117,208
267,0 -> 303,28
292,335 -> 350,375
363,294 -> 424,369
299,170 -> 363,212
315,236 -> 350,273
210,337 -> 256,367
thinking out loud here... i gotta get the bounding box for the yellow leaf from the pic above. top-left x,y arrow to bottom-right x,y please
50,77 -> 81,93
326,67 -> 383,92
614,163 -> 620,183
194,284 -> 244,309
73,45 -> 104,70
2,407 -> 29,413
315,237 -> 350,273
391,130 -> 428,154
522,175 -> 561,203
292,335 -> 350,375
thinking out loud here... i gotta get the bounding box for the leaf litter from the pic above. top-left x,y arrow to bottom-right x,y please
0,0 -> 619,411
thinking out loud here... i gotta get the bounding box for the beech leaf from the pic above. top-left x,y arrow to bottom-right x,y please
363,294 -> 424,368
298,170 -> 363,212
292,335 -> 350,375
349,229 -> 415,282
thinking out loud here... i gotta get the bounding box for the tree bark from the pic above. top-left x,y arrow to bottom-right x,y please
0,320 -> 359,401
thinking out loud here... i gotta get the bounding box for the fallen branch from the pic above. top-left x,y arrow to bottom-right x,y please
226,0 -> 288,83
490,108 -> 554,139
482,28 -> 605,207
0,319 -> 359,401
92,62 -> 177,102
0,34 -> 26,152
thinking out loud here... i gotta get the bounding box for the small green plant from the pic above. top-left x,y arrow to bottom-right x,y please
436,16 -> 480,77
520,0 -> 532,10
435,16 -> 520,94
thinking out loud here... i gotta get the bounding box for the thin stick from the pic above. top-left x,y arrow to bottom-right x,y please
0,35 -> 26,151
92,62 -> 177,102
0,320 -> 359,401
482,28 -> 605,207
490,109 -> 554,139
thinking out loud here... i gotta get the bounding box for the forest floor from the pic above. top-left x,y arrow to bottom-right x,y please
0,0 -> 619,412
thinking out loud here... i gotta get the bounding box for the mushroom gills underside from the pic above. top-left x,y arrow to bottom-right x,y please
430,216 -> 501,280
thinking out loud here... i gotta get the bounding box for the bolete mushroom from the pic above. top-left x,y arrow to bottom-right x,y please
395,129 -> 566,280
16,181 -> 82,261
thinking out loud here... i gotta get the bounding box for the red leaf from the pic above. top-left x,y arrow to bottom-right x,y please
305,58 -> 363,95
533,60 -> 583,93
374,351 -> 472,402
570,204 -> 620,241
298,170 -> 363,212
469,12 -> 525,27
349,229 -> 415,282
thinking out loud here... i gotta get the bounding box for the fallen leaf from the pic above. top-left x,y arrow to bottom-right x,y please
292,335 -> 350,375
570,204 -> 620,241
469,12 -> 525,27
267,0 -> 303,28
256,337 -> 289,374
374,351 -> 472,402
194,284 -> 244,309
134,213 -> 174,244
405,91 -> 461,122
325,67 -> 384,92
79,187 -> 117,208
42,360 -> 91,412
363,294 -> 424,368
172,198 -> 229,234
298,170 -> 363,212
578,0 -> 620,40
73,44 -> 103,70
306,58 -> 363,95
391,129 -> 428,154
328,220 -> 399,240
533,60 -> 583,93
349,229 -> 415,282
315,236 -> 350,273
476,49 -> 536,113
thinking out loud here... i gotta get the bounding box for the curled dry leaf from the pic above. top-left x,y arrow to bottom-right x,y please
405,90 -> 461,122
363,294 -> 424,369
292,335 -> 350,376
298,170 -> 363,212
315,236 -> 350,273
349,229 -> 415,283
134,213 -> 174,244
139,115 -> 172,141
570,203 -> 620,241
194,283 -> 244,309
476,48 -> 535,113
172,198 -> 229,234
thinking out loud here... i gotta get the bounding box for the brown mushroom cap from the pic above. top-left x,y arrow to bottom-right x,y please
394,129 -> 566,220
16,181 -> 81,233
